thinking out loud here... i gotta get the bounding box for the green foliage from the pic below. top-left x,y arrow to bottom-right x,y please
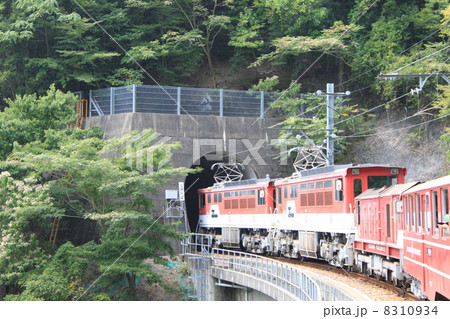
256,77 -> 372,163
4,242 -> 98,301
0,0 -> 446,101
229,8 -> 264,49
0,0 -> 123,99
2,126 -> 194,299
251,21 -> 355,68
435,84 -> 450,168
0,83 -> 195,300
0,85 -> 77,160
160,0 -> 232,87
0,172 -> 61,286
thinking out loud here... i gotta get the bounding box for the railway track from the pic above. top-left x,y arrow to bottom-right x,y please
269,256 -> 420,301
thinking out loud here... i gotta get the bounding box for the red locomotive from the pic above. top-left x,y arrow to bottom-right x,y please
197,163 -> 450,300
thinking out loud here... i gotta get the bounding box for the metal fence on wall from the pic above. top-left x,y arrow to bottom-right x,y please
89,85 -> 286,118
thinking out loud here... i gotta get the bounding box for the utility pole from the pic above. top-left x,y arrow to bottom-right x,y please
326,83 -> 335,166
317,83 -> 350,166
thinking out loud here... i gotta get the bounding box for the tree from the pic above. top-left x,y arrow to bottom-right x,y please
435,84 -> 450,171
0,0 -> 123,99
3,127 -> 195,299
0,85 -> 77,160
161,0 -> 232,88
250,22 -> 358,84
0,172 -> 61,288
252,76 -> 371,164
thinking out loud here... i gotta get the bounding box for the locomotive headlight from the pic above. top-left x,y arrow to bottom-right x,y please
351,168 -> 360,175
391,168 -> 399,175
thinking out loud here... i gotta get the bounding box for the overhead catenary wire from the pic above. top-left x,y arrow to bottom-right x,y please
339,113 -> 449,139
344,96 -> 440,136
262,19 -> 449,135
231,112 -> 449,163
332,51 -> 450,130
388,45 -> 450,74
336,23 -> 449,89
229,47 -> 449,162
226,83 -> 446,163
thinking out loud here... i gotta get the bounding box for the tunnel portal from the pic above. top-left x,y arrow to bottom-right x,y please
184,152 -> 258,232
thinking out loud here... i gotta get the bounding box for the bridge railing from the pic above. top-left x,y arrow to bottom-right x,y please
181,233 -> 364,301
181,234 -> 320,301
211,248 -> 321,301
89,85 -> 289,118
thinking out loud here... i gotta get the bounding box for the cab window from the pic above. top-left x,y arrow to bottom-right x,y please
353,179 -> 362,198
335,179 -> 343,202
200,194 -> 205,208
432,191 -> 438,235
409,195 -> 415,229
441,189 -> 449,236
277,187 -> 282,205
404,197 -> 408,229
368,176 -> 397,189
416,194 -> 421,230
258,189 -> 265,205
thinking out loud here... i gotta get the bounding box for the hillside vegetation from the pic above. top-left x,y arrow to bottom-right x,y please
0,0 -> 448,301
0,1 -> 448,167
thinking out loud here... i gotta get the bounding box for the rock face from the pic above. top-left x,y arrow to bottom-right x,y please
351,122 -> 447,182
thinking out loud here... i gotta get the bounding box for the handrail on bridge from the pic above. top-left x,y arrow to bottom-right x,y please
181,233 -> 361,301
182,233 -> 320,301
211,248 -> 320,301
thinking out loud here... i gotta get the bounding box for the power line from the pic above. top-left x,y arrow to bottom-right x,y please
233,111 -> 449,163
339,113 -> 449,139
72,0 -> 200,126
341,96 -> 440,136
334,91 -> 412,126
341,51 -> 450,126
388,45 -> 450,74
336,23 -> 449,89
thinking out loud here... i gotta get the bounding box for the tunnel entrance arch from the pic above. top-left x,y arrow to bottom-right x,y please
184,152 -> 258,232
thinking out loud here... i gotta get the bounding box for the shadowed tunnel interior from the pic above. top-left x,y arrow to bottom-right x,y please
184,152 -> 258,232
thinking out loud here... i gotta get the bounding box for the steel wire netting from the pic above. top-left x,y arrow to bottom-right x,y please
89,85 -> 295,118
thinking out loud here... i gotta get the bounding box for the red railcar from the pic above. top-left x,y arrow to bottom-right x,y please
401,175 -> 450,300
196,162 -> 448,299
273,165 -> 406,235
354,175 -> 450,300
354,182 -> 418,285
